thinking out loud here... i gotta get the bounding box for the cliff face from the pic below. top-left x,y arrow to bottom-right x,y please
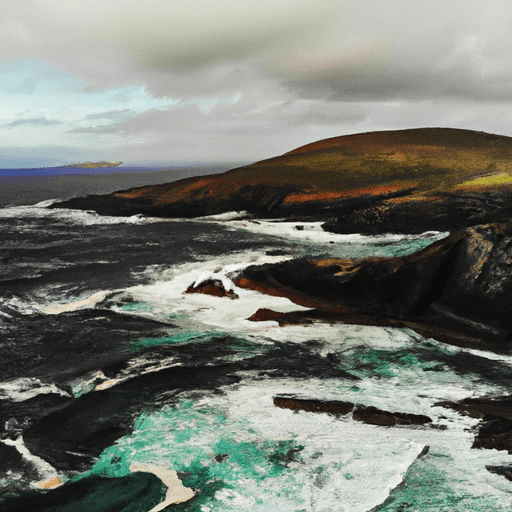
234,221 -> 512,353
51,128 -> 512,233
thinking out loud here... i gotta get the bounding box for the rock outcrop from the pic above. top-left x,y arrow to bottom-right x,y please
186,279 -> 239,299
437,396 -> 512,453
235,221 -> 512,353
273,396 -> 432,426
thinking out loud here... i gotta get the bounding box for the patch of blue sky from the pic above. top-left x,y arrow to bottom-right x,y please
0,59 -> 238,149
0,59 -> 177,140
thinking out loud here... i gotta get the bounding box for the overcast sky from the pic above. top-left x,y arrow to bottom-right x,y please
1,0 -> 512,167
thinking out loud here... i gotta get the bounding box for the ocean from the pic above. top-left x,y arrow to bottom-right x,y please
1,171 -> 512,511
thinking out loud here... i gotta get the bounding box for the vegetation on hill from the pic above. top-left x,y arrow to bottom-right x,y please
53,127 -> 512,232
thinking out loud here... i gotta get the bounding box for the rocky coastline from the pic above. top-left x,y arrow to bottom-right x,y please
46,128 -> 512,481
232,221 -> 512,353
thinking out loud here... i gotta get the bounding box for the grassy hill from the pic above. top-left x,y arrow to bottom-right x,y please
54,128 -> 512,232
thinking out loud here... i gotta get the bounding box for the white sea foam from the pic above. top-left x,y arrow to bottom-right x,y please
222,218 -> 448,247
0,377 -> 70,402
93,357 -> 180,392
117,248 -> 310,334
194,210 -> 251,221
192,377 -> 512,511
64,357 -> 181,398
102,237 -> 512,509
3,437 -> 61,484
40,290 -> 115,315
130,462 -> 194,509
33,199 -> 60,208
0,295 -> 41,317
0,202 -> 150,226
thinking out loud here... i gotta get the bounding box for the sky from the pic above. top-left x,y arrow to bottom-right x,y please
1,0 -> 512,167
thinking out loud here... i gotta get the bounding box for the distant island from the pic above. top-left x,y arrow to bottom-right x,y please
67,161 -> 122,169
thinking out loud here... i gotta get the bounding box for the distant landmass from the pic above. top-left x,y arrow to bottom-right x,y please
67,161 -> 123,169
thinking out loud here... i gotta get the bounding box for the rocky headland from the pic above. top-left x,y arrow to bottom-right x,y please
51,128 -> 512,234
51,127 -> 512,353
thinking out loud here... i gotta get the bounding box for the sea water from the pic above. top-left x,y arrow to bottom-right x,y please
1,192 -> 512,510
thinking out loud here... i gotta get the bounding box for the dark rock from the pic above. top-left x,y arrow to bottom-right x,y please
435,396 -> 512,421
248,307 -> 405,328
215,453 -> 229,463
273,396 -> 354,415
352,405 -> 432,426
273,396 -> 432,426
437,395 -> 512,453
185,279 -> 238,299
0,472 -> 166,512
323,190 -> 512,235
486,465 -> 512,481
473,417 -> 512,452
417,445 -> 430,458
248,308 -> 313,325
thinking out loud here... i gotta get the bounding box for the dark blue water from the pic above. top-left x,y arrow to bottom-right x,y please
0,165 -> 232,207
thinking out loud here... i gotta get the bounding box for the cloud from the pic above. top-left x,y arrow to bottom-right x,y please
3,2 -> 512,104
32,0 -> 512,103
3,117 -> 62,129
2,1 -> 512,166
85,109 -> 135,121
68,125 -> 122,134
91,0 -> 345,69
